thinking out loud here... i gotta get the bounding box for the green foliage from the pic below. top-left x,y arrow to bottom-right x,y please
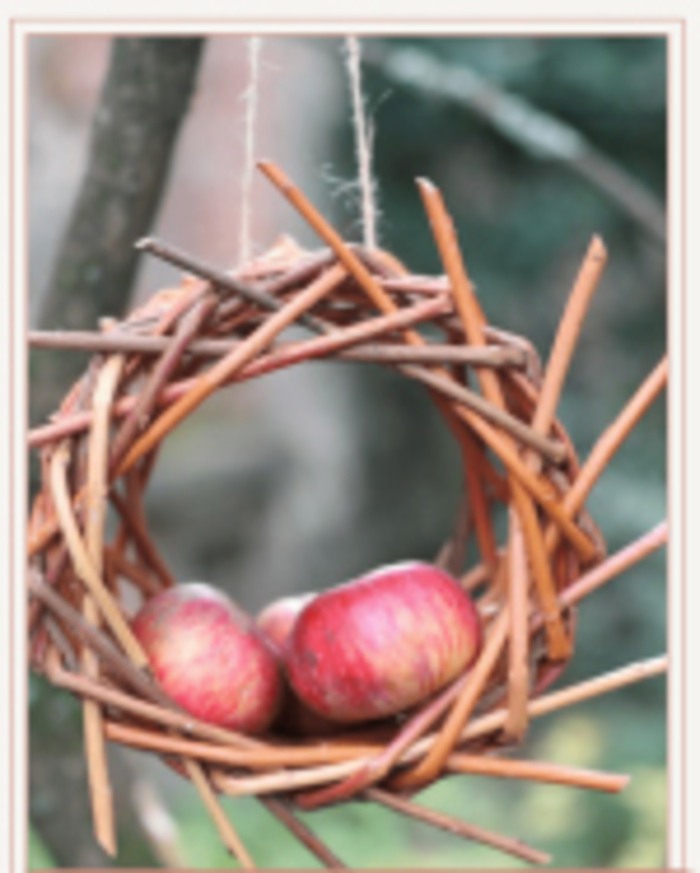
28,825 -> 56,869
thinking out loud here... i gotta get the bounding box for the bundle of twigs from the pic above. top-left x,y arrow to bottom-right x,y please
27,160 -> 667,868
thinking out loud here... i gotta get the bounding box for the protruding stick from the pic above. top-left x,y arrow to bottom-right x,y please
258,160 -> 414,335
259,797 -> 347,869
135,236 -> 324,330
29,325 -> 524,368
462,655 -> 667,744
183,758 -> 256,869
531,235 -> 607,437
365,787 -> 551,866
503,510 -> 530,741
555,521 -> 668,611
417,176 -> 570,661
546,357 -> 668,555
445,753 -> 629,793
82,355 -> 124,856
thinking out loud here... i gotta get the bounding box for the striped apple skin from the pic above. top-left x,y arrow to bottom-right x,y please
285,562 -> 482,723
133,583 -> 283,734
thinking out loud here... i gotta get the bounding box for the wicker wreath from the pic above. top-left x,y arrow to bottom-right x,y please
27,161 -> 668,867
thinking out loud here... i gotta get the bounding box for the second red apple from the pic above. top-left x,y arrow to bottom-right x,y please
257,592 -> 346,736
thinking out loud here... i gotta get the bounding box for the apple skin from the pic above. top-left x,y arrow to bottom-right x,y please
256,593 -> 345,737
285,561 -> 482,724
256,593 -> 316,656
132,583 -> 283,735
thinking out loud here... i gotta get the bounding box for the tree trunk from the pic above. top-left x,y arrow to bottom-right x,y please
29,35 -> 205,867
31,36 -> 205,428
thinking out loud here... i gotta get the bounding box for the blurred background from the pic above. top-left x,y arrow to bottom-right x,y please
28,34 -> 667,868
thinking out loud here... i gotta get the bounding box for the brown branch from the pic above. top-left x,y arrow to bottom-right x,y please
391,608 -> 511,791
48,444 -> 148,668
559,521 -> 667,609
260,797 -> 347,869
530,235 -> 607,437
258,160 -> 424,344
29,327 -> 526,370
462,656 -> 667,743
46,661 -> 269,753
82,356 -> 125,856
183,758 -> 256,868
213,655 -> 666,799
114,264 -> 347,477
107,489 -> 175,592
503,510 -> 530,741
102,721 -> 371,770
31,573 -> 164,705
108,292 -> 217,471
136,236 -> 328,334
105,547 -> 163,598
463,481 -> 662,613
398,362 -> 567,464
417,176 -> 569,664
445,752 -> 628,793
364,788 -> 551,866
545,357 -> 668,556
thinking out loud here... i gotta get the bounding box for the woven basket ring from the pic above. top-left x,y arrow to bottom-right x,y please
28,172 -> 647,865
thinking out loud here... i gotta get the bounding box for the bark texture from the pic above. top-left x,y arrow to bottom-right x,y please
31,37 -> 205,428
29,36 -> 205,867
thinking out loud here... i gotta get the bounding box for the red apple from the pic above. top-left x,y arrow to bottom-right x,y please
285,561 -> 482,723
132,582 -> 283,734
256,593 -> 316,656
256,592 -> 345,737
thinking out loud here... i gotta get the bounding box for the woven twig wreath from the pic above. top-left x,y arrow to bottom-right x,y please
28,161 -> 668,867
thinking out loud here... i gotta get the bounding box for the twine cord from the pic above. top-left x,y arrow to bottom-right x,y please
239,36 -> 262,265
345,36 -> 378,249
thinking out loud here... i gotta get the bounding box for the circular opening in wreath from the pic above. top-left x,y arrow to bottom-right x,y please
140,340 -> 468,616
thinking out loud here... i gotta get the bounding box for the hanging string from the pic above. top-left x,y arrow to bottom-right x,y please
344,36 -> 379,249
239,36 -> 262,265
